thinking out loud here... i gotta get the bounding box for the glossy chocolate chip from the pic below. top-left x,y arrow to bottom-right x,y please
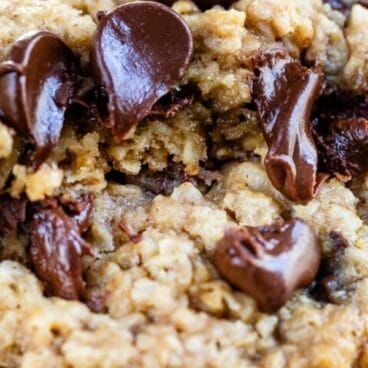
26,203 -> 93,301
0,31 -> 77,160
213,219 -> 320,312
253,51 -> 326,203
90,2 -> 193,139
157,0 -> 235,10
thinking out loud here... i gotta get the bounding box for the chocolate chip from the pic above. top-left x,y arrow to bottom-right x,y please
253,50 -> 326,203
157,0 -> 235,10
0,194 -> 27,237
90,2 -> 193,139
213,219 -> 320,312
124,162 -> 193,196
313,91 -> 368,181
59,193 -> 94,234
124,162 -> 221,196
26,203 -> 93,301
0,31 -> 77,161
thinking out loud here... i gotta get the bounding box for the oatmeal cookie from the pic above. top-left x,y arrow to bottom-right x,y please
1,0 -> 368,367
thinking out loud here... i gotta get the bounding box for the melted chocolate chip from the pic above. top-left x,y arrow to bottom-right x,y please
59,193 -> 94,233
0,194 -> 27,237
0,31 -> 77,160
213,219 -> 320,312
26,204 -> 93,301
90,2 -> 193,139
313,91 -> 368,181
157,0 -> 235,10
253,51 -> 325,203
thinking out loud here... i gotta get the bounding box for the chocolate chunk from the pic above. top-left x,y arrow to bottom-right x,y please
90,2 -> 193,139
59,194 -> 94,233
0,31 -> 77,160
253,51 -> 325,203
124,162 -> 221,196
213,219 -> 320,312
124,162 -> 193,196
0,194 -> 27,237
26,204 -> 93,301
313,91 -> 368,181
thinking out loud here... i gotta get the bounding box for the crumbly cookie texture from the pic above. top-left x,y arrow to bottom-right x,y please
2,175 -> 368,367
0,0 -> 96,63
1,0 -> 368,367
340,4 -> 368,90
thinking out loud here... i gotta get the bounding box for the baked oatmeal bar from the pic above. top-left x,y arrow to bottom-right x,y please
1,0 -> 368,367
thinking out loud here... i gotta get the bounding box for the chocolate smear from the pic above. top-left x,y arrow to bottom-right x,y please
213,219 -> 320,313
26,202 -> 94,301
0,31 -> 77,161
253,50 -> 325,203
59,193 -> 94,234
90,2 -> 193,139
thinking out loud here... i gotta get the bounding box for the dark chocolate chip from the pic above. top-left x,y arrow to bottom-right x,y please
213,219 -> 320,313
26,204 -> 93,301
0,31 -> 77,160
90,2 -> 193,139
124,162 -> 193,196
0,194 -> 27,237
253,50 -> 326,203
124,162 -> 221,196
157,0 -> 235,10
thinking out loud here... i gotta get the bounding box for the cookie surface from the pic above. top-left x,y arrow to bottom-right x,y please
1,0 -> 368,367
